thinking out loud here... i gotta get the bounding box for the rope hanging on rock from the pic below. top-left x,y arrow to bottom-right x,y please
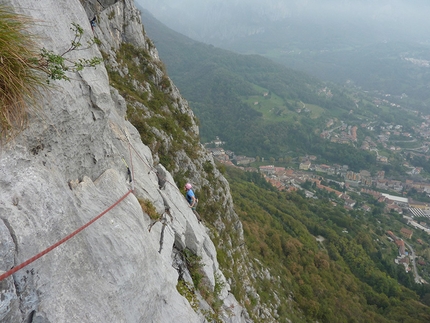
0,128 -> 194,282
0,137 -> 137,282
0,189 -> 133,282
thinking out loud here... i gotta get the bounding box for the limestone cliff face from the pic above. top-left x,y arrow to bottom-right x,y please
0,0 -> 253,322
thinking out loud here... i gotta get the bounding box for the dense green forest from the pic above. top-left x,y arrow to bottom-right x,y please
224,166 -> 430,322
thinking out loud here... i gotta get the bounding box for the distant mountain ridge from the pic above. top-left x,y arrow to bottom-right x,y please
136,0 -> 430,46
137,0 -> 430,113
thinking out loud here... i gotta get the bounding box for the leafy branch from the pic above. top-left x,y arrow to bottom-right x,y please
38,22 -> 102,82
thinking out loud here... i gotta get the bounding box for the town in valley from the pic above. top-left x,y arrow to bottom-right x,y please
206,109 -> 430,284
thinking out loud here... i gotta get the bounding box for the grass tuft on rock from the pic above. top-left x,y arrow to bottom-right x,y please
0,6 -> 46,142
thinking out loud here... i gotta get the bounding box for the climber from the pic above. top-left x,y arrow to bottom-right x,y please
121,157 -> 132,183
90,16 -> 97,31
184,183 -> 201,222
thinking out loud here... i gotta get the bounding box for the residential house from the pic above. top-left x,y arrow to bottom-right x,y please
341,194 -> 356,208
408,199 -> 430,211
209,136 -> 225,147
361,177 -> 372,186
376,179 -> 389,190
299,160 -> 311,170
385,203 -> 403,214
377,156 -> 388,163
266,177 -> 285,191
235,156 -> 255,165
315,164 -> 333,174
207,147 -> 225,157
274,167 -> 286,176
395,239 -> 406,256
259,165 -> 275,175
400,228 -> 413,239
388,180 -> 403,192
346,171 -> 360,181
362,188 -> 382,199
398,256 -> 410,265
407,181 -> 430,193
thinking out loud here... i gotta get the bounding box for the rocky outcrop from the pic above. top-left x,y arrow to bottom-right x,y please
0,0 -> 251,322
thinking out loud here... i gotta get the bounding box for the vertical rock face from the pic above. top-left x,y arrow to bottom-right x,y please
0,0 -> 251,322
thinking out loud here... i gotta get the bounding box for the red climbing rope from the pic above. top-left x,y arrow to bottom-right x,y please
0,189 -> 133,282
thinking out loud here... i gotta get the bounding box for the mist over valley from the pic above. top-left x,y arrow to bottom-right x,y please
137,0 -> 430,111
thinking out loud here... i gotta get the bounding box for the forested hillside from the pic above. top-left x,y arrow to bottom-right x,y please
267,41 -> 430,113
224,166 -> 430,322
139,8 -> 379,170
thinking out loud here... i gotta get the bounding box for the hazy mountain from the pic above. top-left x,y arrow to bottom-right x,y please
137,0 -> 430,111
136,0 -> 430,46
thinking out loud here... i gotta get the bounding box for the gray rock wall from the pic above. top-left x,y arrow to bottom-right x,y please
0,0 -> 249,322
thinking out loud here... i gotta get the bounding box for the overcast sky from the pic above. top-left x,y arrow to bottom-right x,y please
136,0 -> 430,45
